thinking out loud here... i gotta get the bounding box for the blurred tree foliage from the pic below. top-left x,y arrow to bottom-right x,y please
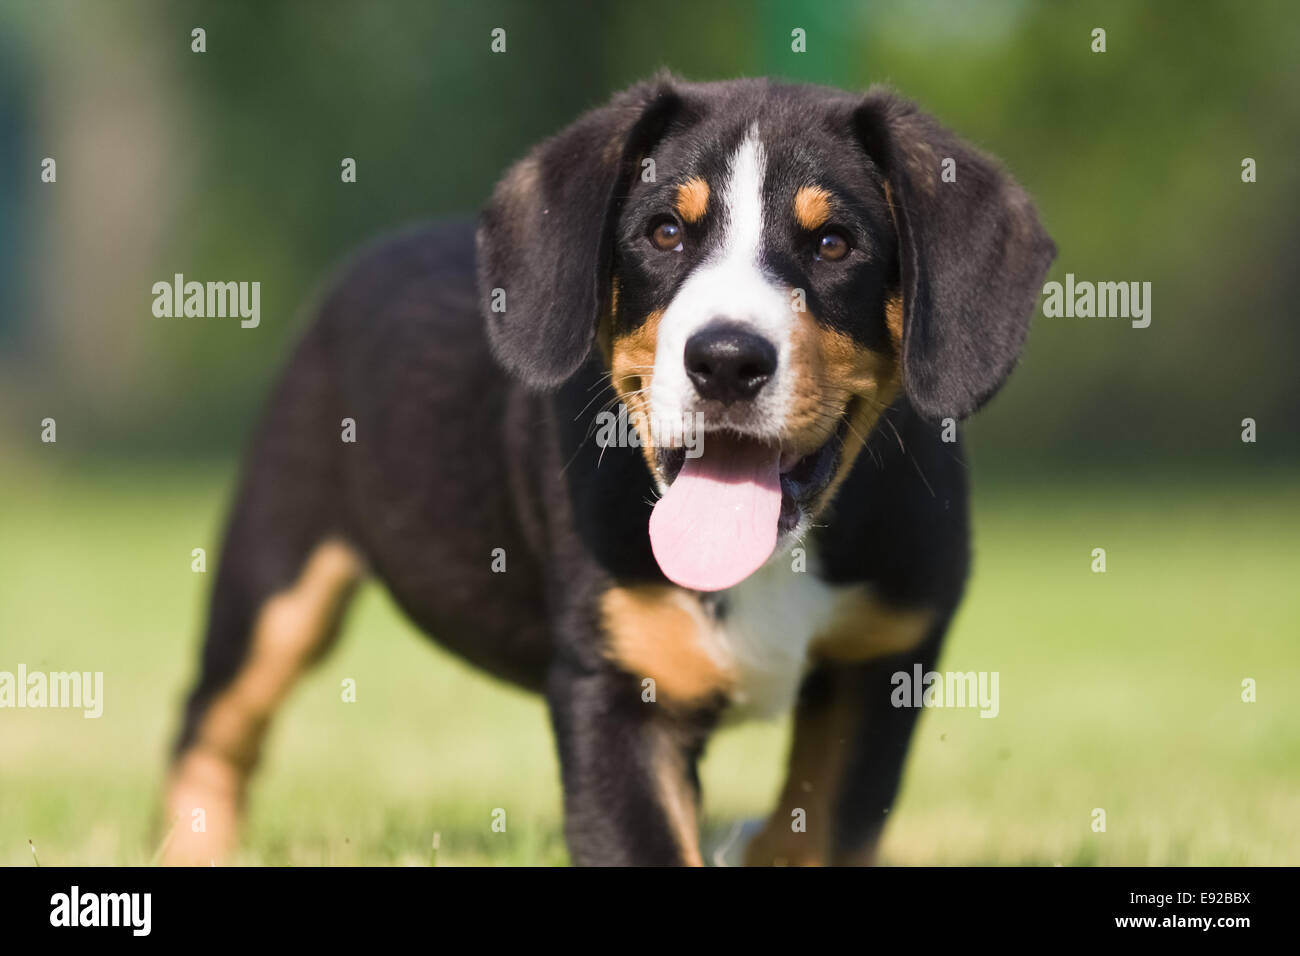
1,0 -> 1296,468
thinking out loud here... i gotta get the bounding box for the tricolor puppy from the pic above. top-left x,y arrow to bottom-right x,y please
165,76 -> 1054,866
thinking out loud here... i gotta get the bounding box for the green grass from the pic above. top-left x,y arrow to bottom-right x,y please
1,457 -> 1297,865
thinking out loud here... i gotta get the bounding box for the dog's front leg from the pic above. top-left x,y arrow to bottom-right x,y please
545,660 -> 718,866
745,619 -> 948,866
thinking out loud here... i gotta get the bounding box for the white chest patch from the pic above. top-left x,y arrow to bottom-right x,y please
708,554 -> 839,720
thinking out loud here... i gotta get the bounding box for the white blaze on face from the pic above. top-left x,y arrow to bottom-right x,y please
646,127 -> 803,593
649,127 -> 795,446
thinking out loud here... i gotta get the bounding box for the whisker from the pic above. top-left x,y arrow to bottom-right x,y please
585,370 -> 616,393
573,382 -> 618,421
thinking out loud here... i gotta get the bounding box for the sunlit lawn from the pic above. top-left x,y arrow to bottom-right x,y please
2,456 -> 1297,865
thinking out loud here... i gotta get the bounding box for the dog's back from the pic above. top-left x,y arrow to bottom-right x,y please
316,223 -> 554,685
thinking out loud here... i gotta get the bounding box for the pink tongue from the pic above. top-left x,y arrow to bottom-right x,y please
649,435 -> 782,592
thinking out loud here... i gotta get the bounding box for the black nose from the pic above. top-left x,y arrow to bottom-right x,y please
684,323 -> 778,404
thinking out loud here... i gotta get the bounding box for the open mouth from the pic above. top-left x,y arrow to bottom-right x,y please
648,403 -> 853,592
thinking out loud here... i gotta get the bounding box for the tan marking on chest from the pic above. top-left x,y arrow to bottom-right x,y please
811,590 -> 934,662
164,538 -> 363,864
651,732 -> 705,866
600,585 -> 733,705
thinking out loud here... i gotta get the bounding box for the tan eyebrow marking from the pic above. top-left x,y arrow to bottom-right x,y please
794,185 -> 833,230
674,177 -> 710,223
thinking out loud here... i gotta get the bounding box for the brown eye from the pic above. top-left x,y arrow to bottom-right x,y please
649,218 -> 683,252
816,229 -> 850,262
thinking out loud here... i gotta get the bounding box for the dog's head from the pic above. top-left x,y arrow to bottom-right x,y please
478,76 -> 1055,591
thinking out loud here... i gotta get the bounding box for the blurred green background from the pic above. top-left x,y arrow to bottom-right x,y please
1,0 -> 1297,865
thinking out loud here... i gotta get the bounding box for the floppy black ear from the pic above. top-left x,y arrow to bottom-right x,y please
477,79 -> 682,387
855,90 -> 1056,420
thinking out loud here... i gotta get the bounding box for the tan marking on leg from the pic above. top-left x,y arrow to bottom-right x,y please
652,732 -> 705,866
744,671 -> 857,866
163,539 -> 363,865
610,310 -> 663,474
161,749 -> 242,865
747,593 -> 933,868
793,185 -> 832,231
600,584 -> 733,705
674,177 -> 709,223
811,589 -> 934,663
